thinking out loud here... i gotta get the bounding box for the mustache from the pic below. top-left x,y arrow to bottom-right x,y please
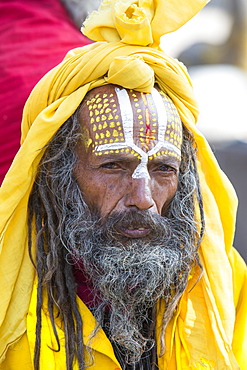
99,209 -> 172,239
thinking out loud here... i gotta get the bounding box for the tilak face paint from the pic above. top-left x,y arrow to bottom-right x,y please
81,85 -> 183,178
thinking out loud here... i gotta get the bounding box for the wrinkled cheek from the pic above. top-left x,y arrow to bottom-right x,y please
93,183 -> 120,217
160,190 -> 177,216
154,182 -> 178,216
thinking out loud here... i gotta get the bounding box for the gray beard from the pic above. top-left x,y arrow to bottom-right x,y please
63,207 -> 197,364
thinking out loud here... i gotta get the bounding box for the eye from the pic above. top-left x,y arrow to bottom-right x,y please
101,162 -> 121,169
157,164 -> 177,174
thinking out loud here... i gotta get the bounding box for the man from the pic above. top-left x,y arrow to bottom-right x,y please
0,0 -> 246,369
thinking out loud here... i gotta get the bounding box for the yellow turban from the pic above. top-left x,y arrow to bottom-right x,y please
0,0 -> 246,368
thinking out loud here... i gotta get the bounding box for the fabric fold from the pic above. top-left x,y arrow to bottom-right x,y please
0,0 -> 246,368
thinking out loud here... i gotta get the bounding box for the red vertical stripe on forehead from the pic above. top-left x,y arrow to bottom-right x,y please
145,108 -> 151,145
141,92 -> 152,146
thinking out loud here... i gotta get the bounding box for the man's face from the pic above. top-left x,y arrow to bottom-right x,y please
58,86 -> 196,362
75,84 -> 183,236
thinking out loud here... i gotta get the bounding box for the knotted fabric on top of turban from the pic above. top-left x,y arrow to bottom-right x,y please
0,0 -> 246,368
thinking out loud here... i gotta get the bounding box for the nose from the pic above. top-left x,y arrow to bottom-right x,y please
124,177 -> 155,211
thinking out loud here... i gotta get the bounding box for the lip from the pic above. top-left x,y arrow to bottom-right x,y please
119,227 -> 151,238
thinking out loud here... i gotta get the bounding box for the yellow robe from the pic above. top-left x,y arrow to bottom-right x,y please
1,248 -> 246,369
0,0 -> 247,369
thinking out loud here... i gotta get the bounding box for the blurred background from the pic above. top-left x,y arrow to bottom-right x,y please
162,0 -> 247,262
0,0 -> 101,184
0,0 -> 246,261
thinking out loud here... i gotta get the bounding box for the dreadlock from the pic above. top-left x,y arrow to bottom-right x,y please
28,104 -> 204,370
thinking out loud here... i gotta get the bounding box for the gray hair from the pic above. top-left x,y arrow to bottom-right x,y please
28,105 -> 204,369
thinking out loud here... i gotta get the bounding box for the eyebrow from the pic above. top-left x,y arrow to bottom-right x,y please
150,154 -> 181,165
96,152 -> 181,165
97,153 -> 139,162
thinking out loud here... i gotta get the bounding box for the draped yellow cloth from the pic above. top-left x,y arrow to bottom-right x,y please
0,0 -> 246,368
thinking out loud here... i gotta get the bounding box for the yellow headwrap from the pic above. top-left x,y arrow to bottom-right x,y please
0,0 -> 246,368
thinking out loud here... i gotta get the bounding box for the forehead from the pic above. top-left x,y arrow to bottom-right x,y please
80,85 -> 182,161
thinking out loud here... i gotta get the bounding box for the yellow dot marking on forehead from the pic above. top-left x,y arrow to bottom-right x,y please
90,87 -> 181,179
